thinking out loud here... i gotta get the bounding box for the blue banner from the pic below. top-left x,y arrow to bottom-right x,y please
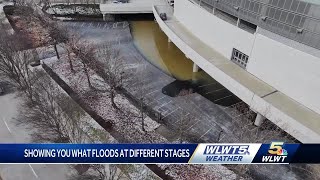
0,144 -> 197,163
0,143 -> 318,164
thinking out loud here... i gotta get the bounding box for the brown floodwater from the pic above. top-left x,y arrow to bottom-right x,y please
130,21 -> 240,106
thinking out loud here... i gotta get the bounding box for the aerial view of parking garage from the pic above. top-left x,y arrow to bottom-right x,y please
1,0 -> 320,179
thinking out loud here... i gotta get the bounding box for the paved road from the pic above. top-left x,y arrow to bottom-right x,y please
0,93 -> 69,180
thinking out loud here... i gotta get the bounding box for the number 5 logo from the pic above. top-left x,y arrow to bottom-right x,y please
268,142 -> 284,155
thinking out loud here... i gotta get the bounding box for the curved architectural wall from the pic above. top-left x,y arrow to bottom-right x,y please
248,33 -> 320,114
174,0 -> 255,59
175,0 -> 320,115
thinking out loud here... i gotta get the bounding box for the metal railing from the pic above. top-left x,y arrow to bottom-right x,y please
194,0 -> 320,50
48,0 -> 103,4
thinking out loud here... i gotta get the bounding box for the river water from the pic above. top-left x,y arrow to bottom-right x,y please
130,21 -> 240,106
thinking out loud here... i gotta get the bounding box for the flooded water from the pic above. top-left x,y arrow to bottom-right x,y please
130,21 -> 240,106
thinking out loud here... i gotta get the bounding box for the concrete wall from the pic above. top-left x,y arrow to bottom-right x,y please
175,0 -> 320,115
248,33 -> 320,114
153,4 -> 320,143
174,0 -> 255,59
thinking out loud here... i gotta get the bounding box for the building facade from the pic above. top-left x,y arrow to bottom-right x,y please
153,0 -> 320,142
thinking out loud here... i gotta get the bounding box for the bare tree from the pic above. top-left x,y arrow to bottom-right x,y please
0,25 -> 42,101
14,2 -> 69,58
95,45 -> 126,109
69,164 -> 127,180
67,39 -> 96,88
55,91 -> 88,143
64,34 -> 79,72
224,102 -> 295,143
174,108 -> 196,143
17,72 -> 86,143
160,164 -> 235,180
38,12 -> 69,59
132,65 -> 150,132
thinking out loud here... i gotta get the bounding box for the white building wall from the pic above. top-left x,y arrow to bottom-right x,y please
174,0 -> 320,115
174,0 -> 255,59
247,34 -> 320,114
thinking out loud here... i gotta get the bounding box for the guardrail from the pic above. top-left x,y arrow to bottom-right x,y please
194,0 -> 320,50
48,0 -> 104,4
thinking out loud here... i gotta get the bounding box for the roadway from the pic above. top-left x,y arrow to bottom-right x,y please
0,93 -> 69,180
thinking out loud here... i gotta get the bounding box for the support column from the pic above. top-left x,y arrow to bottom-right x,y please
254,113 -> 265,126
168,37 -> 171,43
193,63 -> 200,73
103,14 -> 106,21
192,62 -> 200,83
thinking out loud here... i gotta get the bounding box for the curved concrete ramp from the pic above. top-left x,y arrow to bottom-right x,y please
153,5 -> 320,143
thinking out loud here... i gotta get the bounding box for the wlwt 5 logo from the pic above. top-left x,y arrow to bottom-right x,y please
262,142 -> 288,163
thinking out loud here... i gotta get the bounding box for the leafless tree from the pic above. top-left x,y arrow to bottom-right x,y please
160,164 -> 236,180
13,2 -> 69,57
67,39 -> 96,88
69,164 -> 127,180
55,91 -> 88,143
131,65 -> 150,132
224,102 -> 295,143
64,34 -> 80,72
223,102 -> 298,178
17,72 -> 86,143
95,45 -> 126,109
0,25 -> 42,101
38,11 -> 69,59
174,108 -> 196,143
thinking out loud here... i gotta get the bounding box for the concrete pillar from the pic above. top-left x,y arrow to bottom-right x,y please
192,73 -> 198,84
168,37 -> 171,43
193,63 -> 200,73
254,113 -> 265,126
103,14 -> 106,21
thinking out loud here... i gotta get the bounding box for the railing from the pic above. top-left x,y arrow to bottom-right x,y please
193,0 -> 320,50
48,0 -> 103,4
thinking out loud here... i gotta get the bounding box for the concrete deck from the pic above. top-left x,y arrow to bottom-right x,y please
153,5 -> 320,143
100,0 -> 167,14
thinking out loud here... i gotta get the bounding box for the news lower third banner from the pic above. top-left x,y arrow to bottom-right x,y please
0,142 -> 319,164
